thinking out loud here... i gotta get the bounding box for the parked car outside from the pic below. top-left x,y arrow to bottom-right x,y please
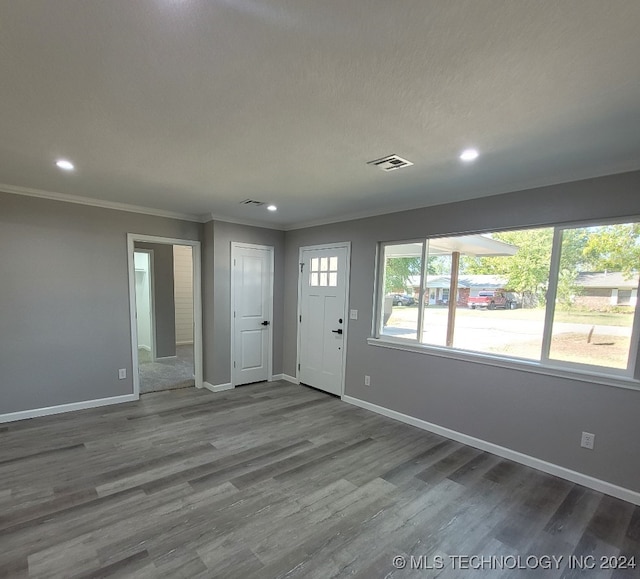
467,290 -> 517,310
389,293 -> 415,306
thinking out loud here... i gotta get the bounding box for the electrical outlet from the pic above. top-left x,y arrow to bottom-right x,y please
364,375 -> 370,386
581,431 -> 595,450
118,368 -> 127,380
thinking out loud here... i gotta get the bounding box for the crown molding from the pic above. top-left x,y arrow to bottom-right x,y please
281,202 -> 423,231
206,212 -> 286,230
209,203 -> 442,232
0,183 -> 208,223
280,168 -> 640,231
0,181 -> 439,231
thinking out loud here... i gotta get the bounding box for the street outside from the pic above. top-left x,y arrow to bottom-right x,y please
383,306 -> 633,369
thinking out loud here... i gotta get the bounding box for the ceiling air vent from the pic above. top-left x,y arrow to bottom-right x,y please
367,154 -> 414,172
239,199 -> 265,207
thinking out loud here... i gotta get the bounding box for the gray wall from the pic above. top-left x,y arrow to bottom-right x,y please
0,192 -> 202,414
202,222 -> 215,384
3,170 -> 640,493
284,170 -> 640,492
202,220 -> 285,386
135,242 -> 176,358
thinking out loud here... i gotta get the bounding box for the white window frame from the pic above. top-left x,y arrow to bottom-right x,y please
376,239 -> 427,340
373,217 -> 640,384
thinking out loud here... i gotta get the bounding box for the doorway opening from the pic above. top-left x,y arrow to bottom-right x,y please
127,234 -> 203,396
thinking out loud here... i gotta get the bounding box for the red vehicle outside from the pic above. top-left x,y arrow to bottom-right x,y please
467,290 -> 511,310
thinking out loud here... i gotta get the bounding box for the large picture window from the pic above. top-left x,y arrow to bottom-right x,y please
376,219 -> 640,377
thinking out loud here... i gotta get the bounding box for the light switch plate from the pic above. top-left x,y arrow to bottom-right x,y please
350,309 -> 358,320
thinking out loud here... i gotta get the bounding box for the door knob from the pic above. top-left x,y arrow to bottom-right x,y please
261,321 -> 270,326
332,329 -> 343,334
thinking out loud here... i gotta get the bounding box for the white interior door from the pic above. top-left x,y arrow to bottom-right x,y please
232,243 -> 273,386
298,244 -> 350,396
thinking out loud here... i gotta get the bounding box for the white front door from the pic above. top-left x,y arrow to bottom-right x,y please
232,243 -> 273,386
298,244 -> 350,396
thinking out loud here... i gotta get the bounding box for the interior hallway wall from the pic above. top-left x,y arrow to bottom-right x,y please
135,242 -> 176,358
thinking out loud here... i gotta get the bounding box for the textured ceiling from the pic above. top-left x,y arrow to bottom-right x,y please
1,0 -> 639,228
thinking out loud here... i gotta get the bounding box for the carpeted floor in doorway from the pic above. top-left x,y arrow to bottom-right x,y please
138,344 -> 194,393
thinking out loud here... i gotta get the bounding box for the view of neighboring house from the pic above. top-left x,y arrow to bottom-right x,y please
408,274 -> 509,306
405,272 -> 639,309
575,271 -> 639,308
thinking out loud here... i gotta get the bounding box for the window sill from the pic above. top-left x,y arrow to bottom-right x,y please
367,337 -> 640,392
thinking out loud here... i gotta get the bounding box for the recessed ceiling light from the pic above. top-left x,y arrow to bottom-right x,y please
267,205 -> 277,212
56,159 -> 75,171
459,148 -> 479,162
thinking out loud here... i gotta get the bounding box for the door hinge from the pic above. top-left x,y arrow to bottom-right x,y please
298,363 -> 300,371
233,311 -> 236,318
300,262 -> 304,273
234,361 -> 236,368
299,314 -> 302,323
233,258 -> 236,266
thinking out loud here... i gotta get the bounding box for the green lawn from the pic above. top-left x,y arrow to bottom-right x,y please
551,309 -> 634,327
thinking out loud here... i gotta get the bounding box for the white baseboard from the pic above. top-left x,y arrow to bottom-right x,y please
343,395 -> 640,506
203,381 -> 234,393
176,341 -> 194,346
271,373 -> 298,383
275,374 -> 299,385
154,355 -> 177,361
0,394 -> 139,424
138,345 -> 151,352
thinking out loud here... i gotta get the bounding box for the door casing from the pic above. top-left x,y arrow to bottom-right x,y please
296,242 -> 351,397
230,242 -> 274,387
127,234 -> 203,397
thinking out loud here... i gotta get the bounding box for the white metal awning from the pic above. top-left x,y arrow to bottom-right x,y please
384,235 -> 518,258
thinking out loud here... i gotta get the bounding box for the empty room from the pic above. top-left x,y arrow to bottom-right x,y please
1,1 -> 640,577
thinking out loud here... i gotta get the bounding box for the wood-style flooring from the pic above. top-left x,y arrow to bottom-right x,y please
1,381 -> 638,578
